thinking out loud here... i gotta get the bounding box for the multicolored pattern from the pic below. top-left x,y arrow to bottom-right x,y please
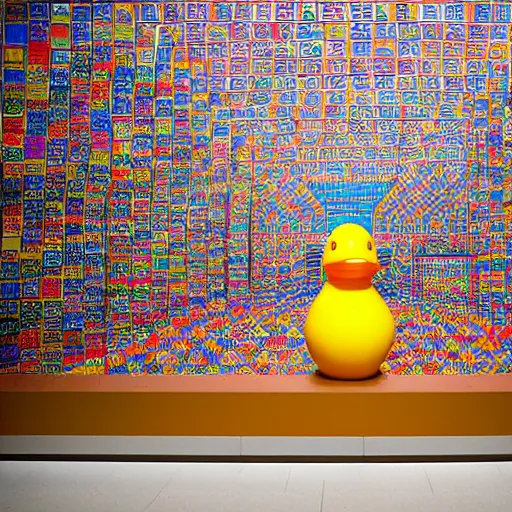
1,1 -> 511,375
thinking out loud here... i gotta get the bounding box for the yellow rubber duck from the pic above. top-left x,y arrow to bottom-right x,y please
304,223 -> 395,380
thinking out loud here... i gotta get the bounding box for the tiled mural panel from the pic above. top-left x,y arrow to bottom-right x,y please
1,1 -> 511,374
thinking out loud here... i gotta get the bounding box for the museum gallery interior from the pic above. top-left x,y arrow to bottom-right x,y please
0,1 -> 511,510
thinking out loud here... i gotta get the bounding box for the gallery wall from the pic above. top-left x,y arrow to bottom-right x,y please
1,1 -> 511,375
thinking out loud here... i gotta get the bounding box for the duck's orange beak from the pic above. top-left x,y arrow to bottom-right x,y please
323,258 -> 381,282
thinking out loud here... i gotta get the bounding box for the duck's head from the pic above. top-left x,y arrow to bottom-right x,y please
322,223 -> 381,286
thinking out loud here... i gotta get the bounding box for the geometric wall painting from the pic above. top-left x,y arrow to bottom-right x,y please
1,1 -> 511,374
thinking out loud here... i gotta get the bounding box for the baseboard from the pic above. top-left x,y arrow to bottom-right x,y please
363,436 -> 512,456
1,435 -> 511,458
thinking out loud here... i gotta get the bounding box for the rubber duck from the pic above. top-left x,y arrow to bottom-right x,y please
304,223 -> 395,380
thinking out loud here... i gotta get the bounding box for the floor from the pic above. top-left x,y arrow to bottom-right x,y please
0,460 -> 511,512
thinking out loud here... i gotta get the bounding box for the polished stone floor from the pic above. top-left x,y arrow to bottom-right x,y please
0,460 -> 511,511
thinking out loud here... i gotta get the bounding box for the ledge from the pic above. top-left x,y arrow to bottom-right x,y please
2,373 -> 512,393
0,374 -> 511,437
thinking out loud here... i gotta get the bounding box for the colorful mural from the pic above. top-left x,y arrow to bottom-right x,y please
1,1 -> 511,375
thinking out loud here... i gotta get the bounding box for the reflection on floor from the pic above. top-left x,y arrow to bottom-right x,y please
0,460 -> 511,512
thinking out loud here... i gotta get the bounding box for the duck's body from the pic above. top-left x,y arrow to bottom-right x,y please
304,281 -> 395,380
304,223 -> 395,380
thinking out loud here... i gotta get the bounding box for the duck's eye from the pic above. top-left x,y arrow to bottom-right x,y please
331,241 -> 337,251
367,241 -> 372,250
